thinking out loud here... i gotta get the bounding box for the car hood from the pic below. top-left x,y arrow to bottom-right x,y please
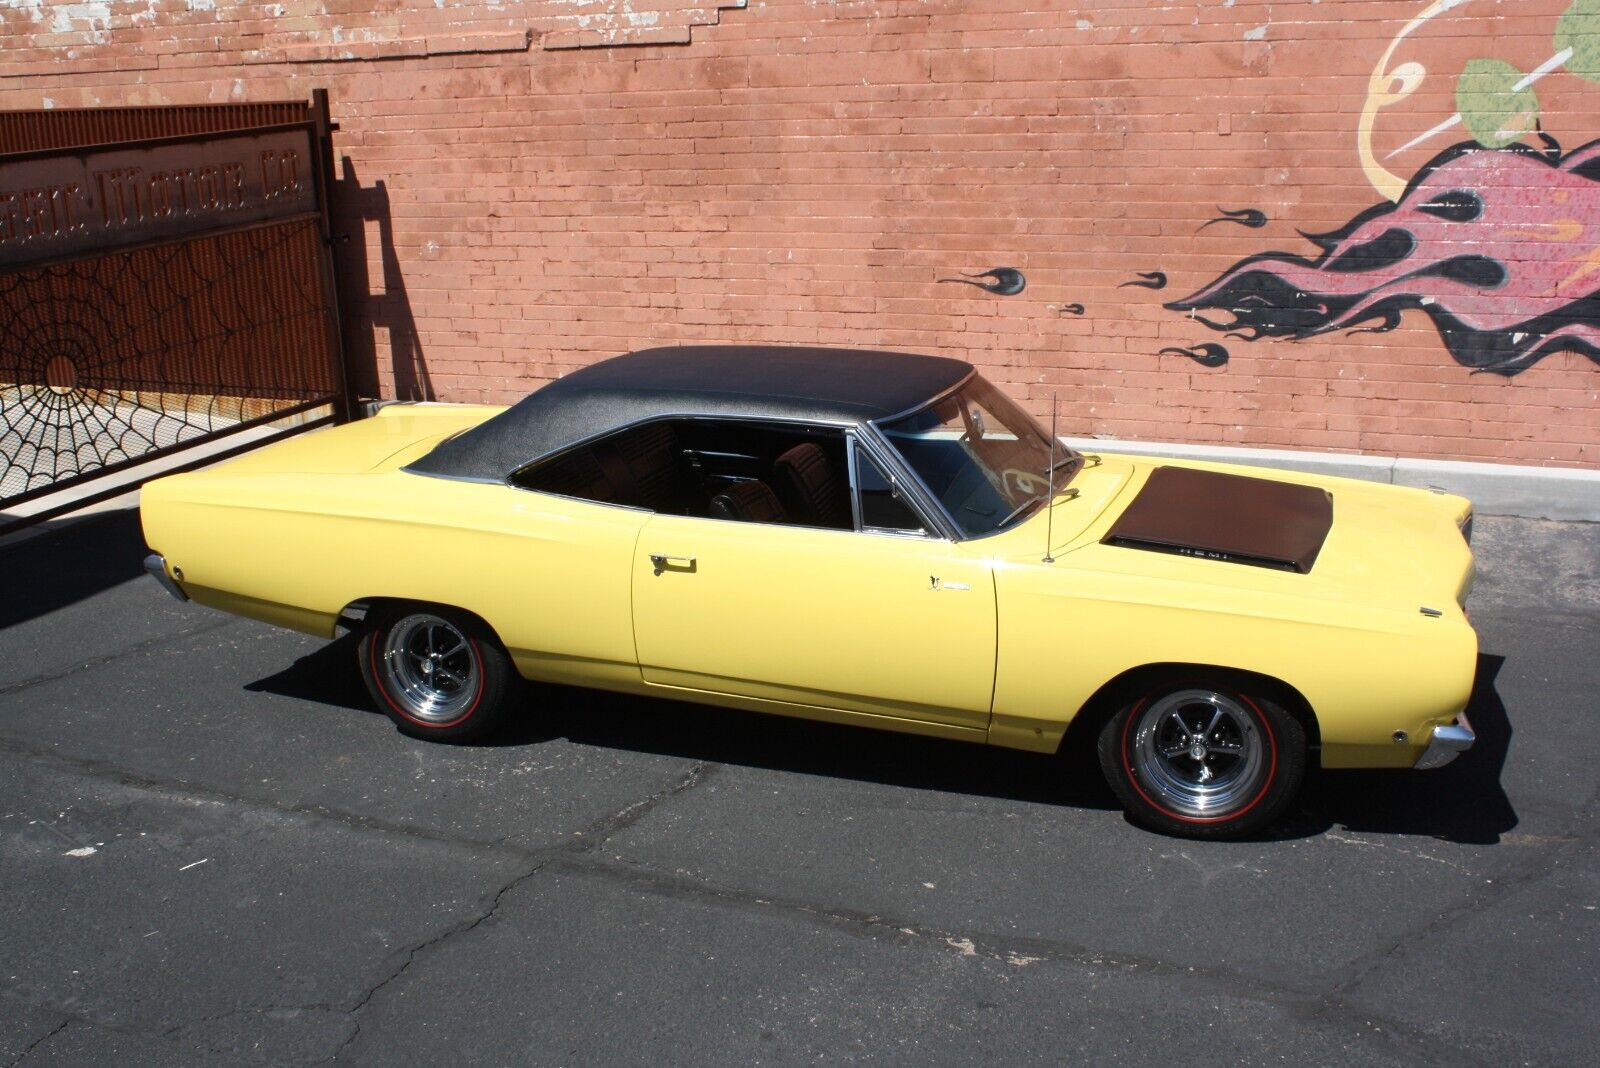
1295,475 -> 1474,610
992,454 -> 1473,616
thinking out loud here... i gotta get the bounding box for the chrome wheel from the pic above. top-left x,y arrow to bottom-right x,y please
1129,688 -> 1266,818
379,613 -> 480,724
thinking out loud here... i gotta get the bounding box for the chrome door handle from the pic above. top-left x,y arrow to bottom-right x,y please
649,553 -> 696,574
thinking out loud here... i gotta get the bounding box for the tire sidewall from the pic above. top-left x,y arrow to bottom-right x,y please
1098,679 -> 1306,839
358,605 -> 512,743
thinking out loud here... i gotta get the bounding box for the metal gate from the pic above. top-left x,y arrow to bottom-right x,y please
0,91 -> 350,533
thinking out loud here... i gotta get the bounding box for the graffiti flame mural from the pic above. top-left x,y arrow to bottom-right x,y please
1162,0 -> 1600,376
1168,140 -> 1600,375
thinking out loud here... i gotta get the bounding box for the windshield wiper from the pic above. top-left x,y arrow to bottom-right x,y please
997,494 -> 1044,528
998,485 -> 1079,529
1048,450 -> 1083,479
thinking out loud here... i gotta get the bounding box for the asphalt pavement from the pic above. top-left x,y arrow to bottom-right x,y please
1,507 -> 1596,1066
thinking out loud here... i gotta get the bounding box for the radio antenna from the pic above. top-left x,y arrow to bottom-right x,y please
1043,392 -> 1058,564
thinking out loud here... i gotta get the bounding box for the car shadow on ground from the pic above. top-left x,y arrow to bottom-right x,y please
246,634 -> 1118,812
248,642 -> 1516,843
1291,653 -> 1517,845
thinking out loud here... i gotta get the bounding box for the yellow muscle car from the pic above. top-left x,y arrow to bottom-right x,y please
140,345 -> 1478,838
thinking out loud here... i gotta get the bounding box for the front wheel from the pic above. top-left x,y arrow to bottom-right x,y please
358,605 -> 515,742
1097,681 -> 1305,838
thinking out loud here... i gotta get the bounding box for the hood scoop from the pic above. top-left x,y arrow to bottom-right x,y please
1103,466 -> 1332,574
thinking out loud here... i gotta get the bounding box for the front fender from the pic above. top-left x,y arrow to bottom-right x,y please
988,562 -> 1477,768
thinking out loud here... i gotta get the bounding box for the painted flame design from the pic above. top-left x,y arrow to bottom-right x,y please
1167,141 -> 1600,375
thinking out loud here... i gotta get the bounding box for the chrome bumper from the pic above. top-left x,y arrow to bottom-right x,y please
1414,712 -> 1475,770
143,553 -> 189,603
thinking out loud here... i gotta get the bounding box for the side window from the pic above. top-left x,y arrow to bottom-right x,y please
511,420 -> 691,514
853,444 -> 927,535
691,423 -> 850,530
513,417 -> 856,532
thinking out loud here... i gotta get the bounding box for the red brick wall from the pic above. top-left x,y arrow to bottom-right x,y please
4,0 -> 1599,466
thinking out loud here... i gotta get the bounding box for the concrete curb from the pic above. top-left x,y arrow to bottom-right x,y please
1062,436 -> 1600,522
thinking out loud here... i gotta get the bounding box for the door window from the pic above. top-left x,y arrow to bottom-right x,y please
853,444 -> 927,535
513,418 -> 854,531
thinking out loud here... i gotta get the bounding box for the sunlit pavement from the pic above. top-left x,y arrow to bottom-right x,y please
1,508 -> 1595,1065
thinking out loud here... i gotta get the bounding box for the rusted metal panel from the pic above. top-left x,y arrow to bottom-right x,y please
0,218 -> 341,507
0,95 -> 349,533
0,102 -> 311,156
0,126 -> 319,271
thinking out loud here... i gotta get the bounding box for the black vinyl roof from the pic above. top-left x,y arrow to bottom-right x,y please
406,345 -> 974,481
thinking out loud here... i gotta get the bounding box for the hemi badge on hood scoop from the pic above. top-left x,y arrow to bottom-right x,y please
1101,466 -> 1334,574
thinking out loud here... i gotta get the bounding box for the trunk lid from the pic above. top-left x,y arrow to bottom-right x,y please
201,404 -> 503,477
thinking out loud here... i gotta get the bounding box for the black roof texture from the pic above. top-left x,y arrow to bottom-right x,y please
406,345 -> 973,481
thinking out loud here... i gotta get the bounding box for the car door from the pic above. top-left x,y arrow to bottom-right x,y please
630,441 -> 997,731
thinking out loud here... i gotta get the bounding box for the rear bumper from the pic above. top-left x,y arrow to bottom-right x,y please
143,553 -> 189,603
1414,712 -> 1475,770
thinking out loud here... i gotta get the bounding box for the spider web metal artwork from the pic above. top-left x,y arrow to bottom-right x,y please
0,218 -> 338,504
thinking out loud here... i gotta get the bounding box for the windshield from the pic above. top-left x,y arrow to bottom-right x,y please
879,376 -> 1081,537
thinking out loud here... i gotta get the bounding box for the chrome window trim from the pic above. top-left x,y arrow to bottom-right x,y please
501,488 -> 656,514
497,411 -> 859,487
409,463 -> 657,515
683,448 -> 763,462
856,424 -> 961,541
844,430 -> 865,532
861,527 -> 938,540
846,431 -> 938,539
677,514 -> 940,541
502,412 -> 873,523
504,411 -> 853,492
867,375 -> 1083,543
412,405 -> 978,540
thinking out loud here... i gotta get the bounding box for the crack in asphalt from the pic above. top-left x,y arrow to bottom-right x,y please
567,759 -> 716,854
0,734 -> 530,857
6,708 -> 1592,1065
0,724 -> 726,870
318,853 -> 553,1065
5,1018 -> 69,1068
0,759 -> 720,1065
1,731 -> 1578,1065
0,617 -> 239,698
1325,790 -> 1600,1008
0,734 -> 722,868
317,761 -> 715,1064
553,849 -> 1473,1066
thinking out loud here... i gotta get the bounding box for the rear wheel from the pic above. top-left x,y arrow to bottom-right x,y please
358,605 -> 514,742
1097,681 -> 1305,838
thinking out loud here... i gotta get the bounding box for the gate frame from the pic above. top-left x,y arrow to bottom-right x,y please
0,91 -> 354,534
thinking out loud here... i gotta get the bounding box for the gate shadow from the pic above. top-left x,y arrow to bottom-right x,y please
333,159 -> 434,403
0,508 -> 146,630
